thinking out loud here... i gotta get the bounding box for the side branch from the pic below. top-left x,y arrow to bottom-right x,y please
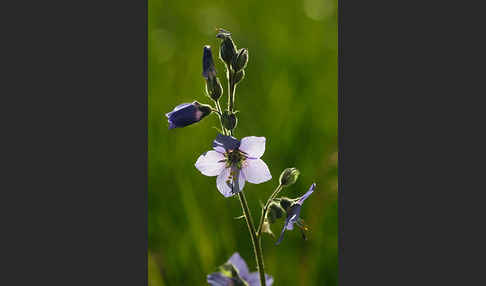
238,192 -> 266,286
257,184 -> 283,237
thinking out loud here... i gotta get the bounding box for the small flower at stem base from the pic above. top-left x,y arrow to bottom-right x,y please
207,252 -> 274,286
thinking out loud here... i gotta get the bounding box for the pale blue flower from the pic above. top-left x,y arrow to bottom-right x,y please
195,134 -> 272,197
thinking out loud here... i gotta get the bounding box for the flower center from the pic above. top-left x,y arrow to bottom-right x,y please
225,149 -> 246,169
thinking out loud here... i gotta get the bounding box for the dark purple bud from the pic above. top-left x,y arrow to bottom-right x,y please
279,197 -> 293,211
218,32 -> 237,65
202,45 -> 217,80
165,101 -> 211,129
206,76 -> 223,101
232,48 -> 248,71
221,110 -> 238,130
233,70 -> 245,85
267,202 -> 285,223
202,46 -> 223,101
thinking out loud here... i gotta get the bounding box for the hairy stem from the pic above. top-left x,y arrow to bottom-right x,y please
238,191 -> 266,286
257,184 -> 283,236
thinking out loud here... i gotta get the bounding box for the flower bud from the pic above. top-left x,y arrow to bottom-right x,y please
205,77 -> 223,101
216,28 -> 231,39
221,110 -> 238,130
279,197 -> 293,211
196,102 -> 212,117
232,48 -> 248,71
267,202 -> 285,223
233,70 -> 245,85
202,45 -> 217,80
279,167 -> 300,187
219,36 -> 237,66
165,101 -> 211,129
261,220 -> 275,237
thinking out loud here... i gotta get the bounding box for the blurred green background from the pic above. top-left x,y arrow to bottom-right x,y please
149,0 -> 337,285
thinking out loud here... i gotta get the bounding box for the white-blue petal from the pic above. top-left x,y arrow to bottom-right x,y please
239,136 -> 266,159
216,167 -> 233,197
242,158 -> 272,184
195,151 -> 226,176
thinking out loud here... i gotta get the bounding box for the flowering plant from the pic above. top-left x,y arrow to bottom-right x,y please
166,29 -> 318,285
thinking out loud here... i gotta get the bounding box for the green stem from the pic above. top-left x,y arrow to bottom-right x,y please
227,65 -> 236,112
221,62 -> 263,285
238,192 -> 266,286
213,101 -> 227,135
257,184 -> 283,236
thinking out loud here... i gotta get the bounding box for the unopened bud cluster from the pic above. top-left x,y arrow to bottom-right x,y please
216,29 -> 249,84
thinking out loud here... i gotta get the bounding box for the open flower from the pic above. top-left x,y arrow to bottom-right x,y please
207,252 -> 274,286
276,183 -> 316,245
165,101 -> 211,129
195,134 -> 272,197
